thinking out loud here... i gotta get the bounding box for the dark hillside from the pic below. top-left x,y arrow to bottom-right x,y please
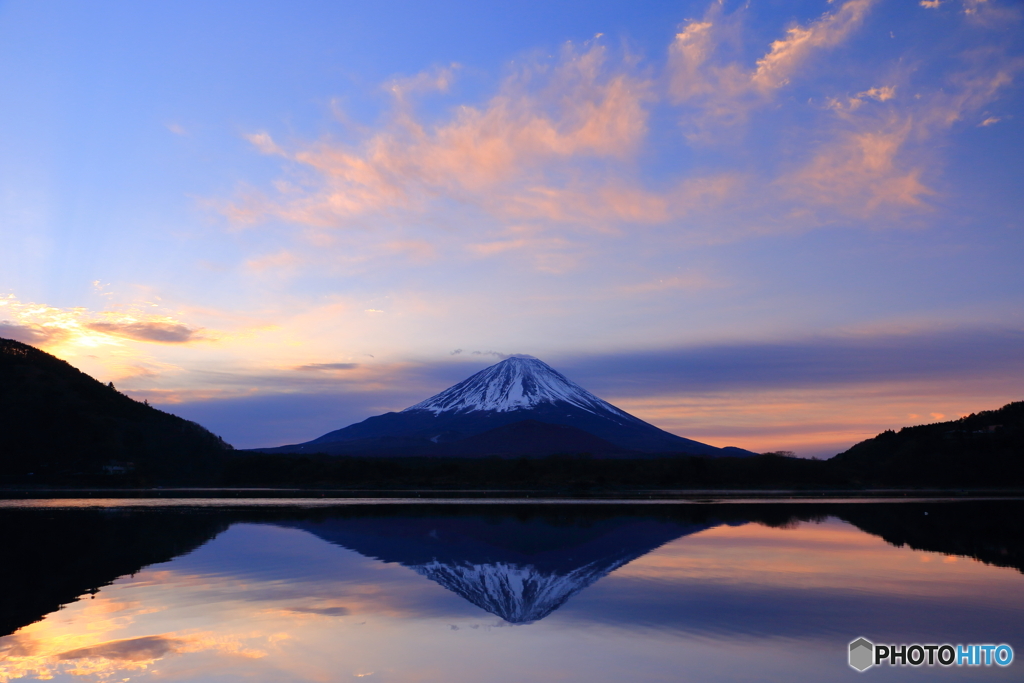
0,337 -> 231,483
832,401 -> 1024,486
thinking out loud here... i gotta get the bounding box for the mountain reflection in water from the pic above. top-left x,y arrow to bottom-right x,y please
283,515 -> 715,623
1,500 -> 1023,682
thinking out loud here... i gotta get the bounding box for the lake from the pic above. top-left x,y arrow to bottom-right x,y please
0,498 -> 1021,681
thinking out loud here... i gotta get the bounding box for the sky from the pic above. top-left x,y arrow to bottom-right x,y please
1,0 -> 1022,456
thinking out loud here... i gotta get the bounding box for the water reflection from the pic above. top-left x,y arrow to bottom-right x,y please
284,513 -> 714,623
1,501 -> 1022,682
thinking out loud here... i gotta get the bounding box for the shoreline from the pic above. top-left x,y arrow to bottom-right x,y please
1,486 -> 1023,503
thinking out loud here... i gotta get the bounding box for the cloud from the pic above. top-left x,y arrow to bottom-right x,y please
385,64 -> 458,101
557,326 -> 1024,395
295,362 -> 359,371
858,85 -> 896,102
246,131 -> 285,156
57,636 -> 180,662
779,120 -> 934,214
1,295 -> 211,351
962,0 -> 1022,27
283,605 -> 350,617
86,321 -> 204,344
669,0 -> 877,130
752,0 -> 875,91
979,116 -> 1001,126
617,273 -> 719,295
225,41 -> 658,230
219,0 -> 1018,246
245,250 -> 302,272
380,239 -> 436,262
778,48 -> 1019,218
0,321 -> 68,346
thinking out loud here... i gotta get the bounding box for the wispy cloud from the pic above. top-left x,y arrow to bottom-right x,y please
617,272 -> 720,295
295,362 -> 359,371
1,295 -> 209,349
779,118 -> 934,215
559,326 -> 1024,395
0,321 -> 69,346
85,321 -> 204,344
218,0 -> 1021,255
752,0 -> 875,91
669,0 -> 877,133
228,41 -> 655,230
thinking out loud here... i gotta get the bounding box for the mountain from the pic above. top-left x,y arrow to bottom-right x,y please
0,337 -> 232,482
262,355 -> 749,457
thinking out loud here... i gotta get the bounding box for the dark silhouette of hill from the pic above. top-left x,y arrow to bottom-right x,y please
0,337 -> 231,483
832,401 -> 1024,486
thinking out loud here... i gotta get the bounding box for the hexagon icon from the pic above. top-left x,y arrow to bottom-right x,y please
849,637 -> 874,671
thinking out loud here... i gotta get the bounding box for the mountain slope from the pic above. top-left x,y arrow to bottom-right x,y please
0,337 -> 232,481
266,356 -> 744,456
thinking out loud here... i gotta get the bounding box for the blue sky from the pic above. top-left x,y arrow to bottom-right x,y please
1,0 -> 1022,455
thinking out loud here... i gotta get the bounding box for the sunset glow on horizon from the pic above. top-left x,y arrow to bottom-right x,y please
1,0 -> 1021,455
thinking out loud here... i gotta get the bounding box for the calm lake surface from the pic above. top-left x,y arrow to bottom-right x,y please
1,499 -> 1021,682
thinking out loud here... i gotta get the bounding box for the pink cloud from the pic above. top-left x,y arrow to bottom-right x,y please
669,0 -> 877,132
752,0 -> 875,92
779,50 -> 1020,217
220,0 -> 1018,245
230,42 -> 656,229
780,122 -> 933,214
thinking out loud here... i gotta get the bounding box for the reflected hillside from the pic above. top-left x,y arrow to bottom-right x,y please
1,500 -> 1022,637
832,502 -> 1024,576
0,508 -> 230,638
283,508 -> 714,623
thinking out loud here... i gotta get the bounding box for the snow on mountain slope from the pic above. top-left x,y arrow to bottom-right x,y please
415,558 -> 630,624
260,354 -> 745,456
404,355 -> 635,420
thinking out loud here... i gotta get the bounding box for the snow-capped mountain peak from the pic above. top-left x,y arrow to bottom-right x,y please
415,558 -> 630,624
403,356 -> 632,418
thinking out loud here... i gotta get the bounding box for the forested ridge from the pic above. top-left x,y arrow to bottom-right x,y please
0,337 -> 230,483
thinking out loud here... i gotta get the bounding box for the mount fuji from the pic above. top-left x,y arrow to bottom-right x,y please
261,355 -> 753,457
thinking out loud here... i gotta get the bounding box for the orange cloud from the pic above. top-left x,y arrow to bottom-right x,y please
1,295 -> 209,350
